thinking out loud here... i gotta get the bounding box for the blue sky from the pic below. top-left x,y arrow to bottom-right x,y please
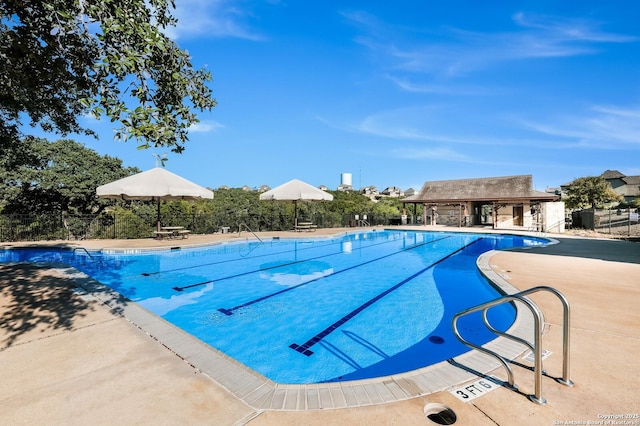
75,1 -> 640,192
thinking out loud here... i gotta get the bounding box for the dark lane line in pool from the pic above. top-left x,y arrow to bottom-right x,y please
216,236 -> 453,315
141,239 -> 341,276
289,237 -> 484,356
171,235 -> 418,292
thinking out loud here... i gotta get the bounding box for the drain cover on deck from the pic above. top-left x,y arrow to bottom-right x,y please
424,403 -> 457,425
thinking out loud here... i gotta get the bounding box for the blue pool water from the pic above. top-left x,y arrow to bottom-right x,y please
0,230 -> 548,383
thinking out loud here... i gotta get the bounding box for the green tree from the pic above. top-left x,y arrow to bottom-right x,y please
0,137 -> 138,215
326,191 -> 372,216
211,188 -> 268,230
564,176 -> 623,209
0,0 -> 216,154
327,191 -> 407,218
371,197 -> 403,217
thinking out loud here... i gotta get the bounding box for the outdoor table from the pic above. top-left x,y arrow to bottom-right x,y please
161,226 -> 189,239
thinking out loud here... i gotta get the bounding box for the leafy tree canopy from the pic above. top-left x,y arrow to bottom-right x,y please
0,137 -> 138,214
564,176 -> 623,209
0,0 -> 216,154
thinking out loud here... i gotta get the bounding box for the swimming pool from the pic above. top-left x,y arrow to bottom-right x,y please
0,230 -> 548,384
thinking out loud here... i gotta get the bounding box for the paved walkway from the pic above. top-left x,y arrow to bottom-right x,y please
1,227 -> 639,425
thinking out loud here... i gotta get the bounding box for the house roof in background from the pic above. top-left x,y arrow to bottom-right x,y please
622,175 -> 640,184
599,170 -> 640,197
601,170 -> 626,179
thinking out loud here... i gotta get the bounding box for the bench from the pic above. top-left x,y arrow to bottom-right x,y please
153,230 -> 173,239
294,223 -> 317,232
154,229 -> 190,239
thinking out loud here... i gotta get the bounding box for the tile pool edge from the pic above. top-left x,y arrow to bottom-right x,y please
40,240 -> 546,411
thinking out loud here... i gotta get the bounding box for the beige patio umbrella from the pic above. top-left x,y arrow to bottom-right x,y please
259,179 -> 333,227
96,167 -> 214,231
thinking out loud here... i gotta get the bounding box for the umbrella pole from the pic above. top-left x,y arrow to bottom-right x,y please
157,199 -> 161,232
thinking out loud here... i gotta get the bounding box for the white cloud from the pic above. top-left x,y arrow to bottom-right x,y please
520,104 -> 640,148
385,74 -> 499,96
189,120 -> 224,133
164,0 -> 266,41
389,146 -> 468,161
385,146 -> 543,168
343,10 -> 637,77
347,106 -> 536,147
512,12 -> 637,43
318,106 -> 561,149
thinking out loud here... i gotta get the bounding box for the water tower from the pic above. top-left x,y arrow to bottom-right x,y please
338,172 -> 353,192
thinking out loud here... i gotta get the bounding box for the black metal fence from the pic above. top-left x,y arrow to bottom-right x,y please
570,208 -> 640,238
0,211 -> 408,242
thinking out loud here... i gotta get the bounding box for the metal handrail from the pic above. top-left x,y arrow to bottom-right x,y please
512,286 -> 573,387
452,286 -> 573,405
73,247 -> 93,259
238,223 -> 262,242
539,218 -> 566,235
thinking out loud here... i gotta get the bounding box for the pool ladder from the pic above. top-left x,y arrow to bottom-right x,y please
238,223 -> 262,242
73,247 -> 93,259
452,286 -> 574,405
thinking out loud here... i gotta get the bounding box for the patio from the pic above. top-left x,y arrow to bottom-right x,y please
1,227 -> 639,425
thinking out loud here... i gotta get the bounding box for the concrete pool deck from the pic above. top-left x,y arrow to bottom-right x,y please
1,226 -> 639,425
